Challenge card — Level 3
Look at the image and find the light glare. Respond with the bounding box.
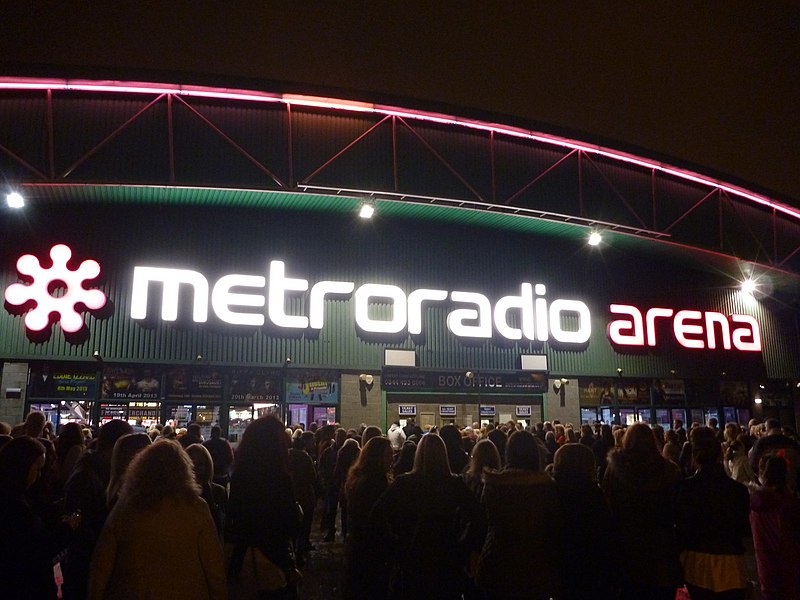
[359,203,375,219]
[588,231,602,246]
[6,192,24,208]
[741,279,757,296]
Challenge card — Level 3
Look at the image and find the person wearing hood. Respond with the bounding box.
[602,422,682,600]
[387,421,406,452]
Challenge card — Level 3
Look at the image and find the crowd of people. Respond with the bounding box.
[1,410,799,600]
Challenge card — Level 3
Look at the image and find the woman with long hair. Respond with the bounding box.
[227,415,301,599]
[186,443,229,540]
[371,433,483,599]
[330,438,360,542]
[88,440,226,599]
[461,438,501,500]
[602,422,682,600]
[105,432,151,508]
[0,436,80,599]
[343,436,393,599]
[54,422,86,494]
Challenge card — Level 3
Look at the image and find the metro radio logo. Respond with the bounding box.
[4,244,106,333]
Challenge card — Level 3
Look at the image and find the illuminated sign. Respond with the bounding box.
[5,244,106,333]
[607,304,761,352]
[131,260,592,344]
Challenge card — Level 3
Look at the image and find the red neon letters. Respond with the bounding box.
[607,304,761,352]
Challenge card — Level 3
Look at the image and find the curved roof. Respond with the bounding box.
[1,76,799,287]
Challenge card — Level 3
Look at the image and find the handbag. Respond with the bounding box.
[247,546,288,592]
[226,543,288,596]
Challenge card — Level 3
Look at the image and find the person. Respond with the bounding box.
[440,424,469,475]
[402,418,423,439]
[106,432,151,508]
[203,425,235,487]
[343,436,394,600]
[749,455,800,600]
[392,439,416,477]
[180,422,204,448]
[477,430,562,600]
[662,428,682,464]
[134,369,160,394]
[54,422,86,495]
[552,443,617,600]
[22,410,47,438]
[288,436,317,560]
[461,438,501,500]
[387,421,406,451]
[319,428,344,541]
[186,443,229,539]
[724,440,758,487]
[674,419,688,446]
[88,440,227,599]
[603,422,682,600]
[592,423,614,480]
[330,438,361,541]
[226,415,301,599]
[674,428,750,599]
[0,436,81,599]
[371,433,483,600]
[749,418,799,491]
[61,419,133,600]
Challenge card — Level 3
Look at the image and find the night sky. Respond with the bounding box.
[2,3,798,203]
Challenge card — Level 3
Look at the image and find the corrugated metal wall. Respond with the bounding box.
[1,201,796,380]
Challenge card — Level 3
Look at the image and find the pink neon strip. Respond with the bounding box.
[0,76,796,221]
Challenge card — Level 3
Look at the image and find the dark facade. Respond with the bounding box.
[1,77,798,434]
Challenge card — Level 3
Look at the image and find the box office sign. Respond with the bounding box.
[439,405,457,417]
[515,406,533,418]
[398,405,417,417]
[382,368,547,393]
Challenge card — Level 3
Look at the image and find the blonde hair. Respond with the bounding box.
[117,440,200,511]
[468,438,501,477]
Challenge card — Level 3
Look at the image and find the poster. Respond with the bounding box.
[28,363,97,400]
[230,368,280,403]
[102,365,162,400]
[165,367,224,400]
[285,371,339,404]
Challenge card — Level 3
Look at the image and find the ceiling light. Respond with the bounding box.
[6,191,24,208]
[588,231,602,246]
[359,202,375,219]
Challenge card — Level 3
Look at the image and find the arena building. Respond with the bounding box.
[1,75,798,438]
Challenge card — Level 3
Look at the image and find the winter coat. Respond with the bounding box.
[288,447,317,515]
[602,448,683,590]
[750,486,800,599]
[370,471,484,600]
[88,496,227,599]
[477,469,562,599]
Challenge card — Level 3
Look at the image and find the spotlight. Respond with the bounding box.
[359,202,375,219]
[465,371,474,379]
[6,191,24,209]
[93,350,102,360]
[754,397,763,405]
[741,279,757,296]
[195,353,204,361]
[588,231,602,246]
[616,367,623,375]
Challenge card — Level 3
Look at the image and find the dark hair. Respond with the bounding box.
[487,428,508,464]
[345,436,392,500]
[505,430,540,471]
[56,422,85,461]
[553,443,595,480]
[759,454,788,489]
[764,418,781,431]
[234,415,289,479]
[691,428,722,467]
[0,436,46,498]
[393,440,417,476]
[622,423,660,458]
[97,419,134,451]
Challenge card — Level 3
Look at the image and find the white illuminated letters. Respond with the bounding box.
[211,274,266,326]
[268,261,309,329]
[131,267,209,322]
[354,284,407,334]
[128,259,761,353]
[448,292,492,338]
